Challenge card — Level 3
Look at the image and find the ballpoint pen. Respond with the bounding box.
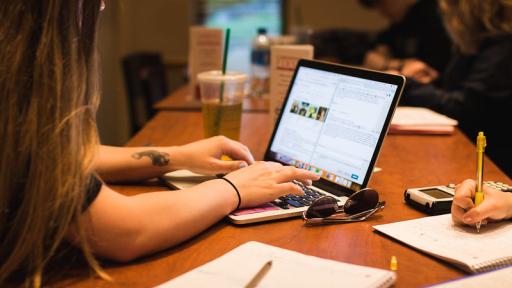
[475,132,486,232]
[245,260,272,288]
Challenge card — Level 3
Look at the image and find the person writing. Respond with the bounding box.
[451,179,512,225]
[0,1,319,286]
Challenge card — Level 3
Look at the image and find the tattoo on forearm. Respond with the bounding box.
[131,150,170,166]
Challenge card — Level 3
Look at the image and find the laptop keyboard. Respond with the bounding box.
[271,182,326,209]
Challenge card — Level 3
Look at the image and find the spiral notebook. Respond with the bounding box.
[156,241,396,288]
[373,214,512,273]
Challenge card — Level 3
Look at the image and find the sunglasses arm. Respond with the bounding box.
[303,202,386,226]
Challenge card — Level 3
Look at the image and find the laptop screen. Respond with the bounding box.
[268,65,399,191]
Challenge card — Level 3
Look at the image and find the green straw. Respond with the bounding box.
[214,28,230,136]
[220,28,231,103]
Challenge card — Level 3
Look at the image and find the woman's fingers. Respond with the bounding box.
[452,179,512,225]
[452,179,476,211]
[456,179,476,198]
[218,137,255,164]
[463,201,496,224]
[210,159,248,174]
[275,182,305,196]
[452,194,474,211]
[451,179,477,224]
[451,205,466,224]
[273,165,320,184]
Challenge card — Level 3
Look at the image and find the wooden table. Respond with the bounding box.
[54,111,511,288]
[154,85,269,113]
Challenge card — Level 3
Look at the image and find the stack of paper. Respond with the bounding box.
[389,107,458,135]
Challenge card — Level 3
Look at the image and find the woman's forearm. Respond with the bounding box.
[78,159,319,262]
[79,179,237,262]
[94,145,188,182]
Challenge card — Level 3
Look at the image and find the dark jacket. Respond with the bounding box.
[401,35,512,177]
[376,0,452,73]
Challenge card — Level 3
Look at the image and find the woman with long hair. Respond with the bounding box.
[0,1,319,286]
[399,0,512,177]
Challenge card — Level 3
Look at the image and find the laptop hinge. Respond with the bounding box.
[313,181,353,197]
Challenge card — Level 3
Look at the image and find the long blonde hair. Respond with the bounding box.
[0,1,106,286]
[440,0,512,54]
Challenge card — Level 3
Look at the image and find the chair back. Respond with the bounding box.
[122,53,168,134]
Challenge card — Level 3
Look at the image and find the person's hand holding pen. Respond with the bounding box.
[451,179,512,226]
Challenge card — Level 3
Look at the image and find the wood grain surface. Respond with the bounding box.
[50,111,511,288]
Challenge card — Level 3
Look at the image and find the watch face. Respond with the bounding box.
[419,188,453,199]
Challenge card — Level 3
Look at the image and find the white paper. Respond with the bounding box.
[431,266,512,288]
[373,214,512,273]
[391,107,458,126]
[161,170,216,190]
[156,241,395,288]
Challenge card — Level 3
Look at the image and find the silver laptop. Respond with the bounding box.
[162,60,405,224]
[227,60,405,224]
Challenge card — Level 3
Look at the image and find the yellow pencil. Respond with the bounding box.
[474,132,486,232]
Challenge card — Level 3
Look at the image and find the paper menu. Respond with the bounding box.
[373,214,512,273]
[188,26,223,99]
[269,45,314,128]
[156,241,395,288]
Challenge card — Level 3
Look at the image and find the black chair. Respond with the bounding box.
[122,52,168,134]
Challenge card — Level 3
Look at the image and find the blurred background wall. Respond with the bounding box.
[96,0,387,145]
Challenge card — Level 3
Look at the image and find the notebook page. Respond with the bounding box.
[157,241,395,288]
[430,266,512,288]
[373,214,512,273]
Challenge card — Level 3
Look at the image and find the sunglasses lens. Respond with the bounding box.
[344,188,379,214]
[305,196,339,219]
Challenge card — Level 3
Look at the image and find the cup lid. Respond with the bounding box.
[197,70,247,83]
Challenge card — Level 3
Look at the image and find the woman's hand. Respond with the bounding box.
[223,161,320,209]
[400,59,439,84]
[451,179,512,225]
[174,136,255,175]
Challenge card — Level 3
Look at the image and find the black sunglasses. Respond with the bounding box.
[303,188,385,225]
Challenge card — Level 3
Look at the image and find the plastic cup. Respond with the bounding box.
[198,71,247,140]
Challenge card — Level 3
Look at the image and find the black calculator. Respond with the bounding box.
[404,181,512,215]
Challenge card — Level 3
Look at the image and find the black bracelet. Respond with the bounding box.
[220,177,241,211]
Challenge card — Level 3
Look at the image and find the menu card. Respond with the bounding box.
[269,45,314,128]
[188,26,223,99]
